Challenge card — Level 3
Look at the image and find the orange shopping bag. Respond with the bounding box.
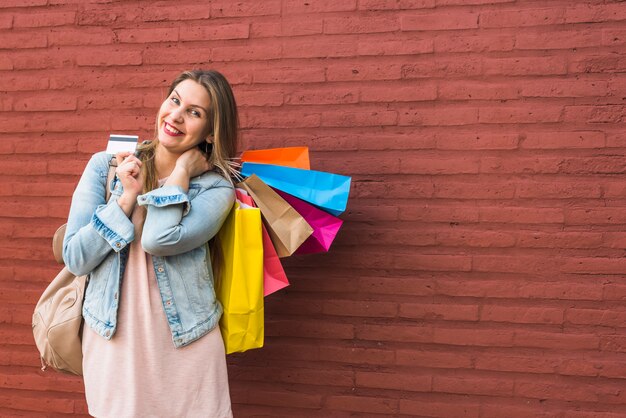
[240,147,310,170]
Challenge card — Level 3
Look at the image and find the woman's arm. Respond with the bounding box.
[138,177,235,257]
[62,152,135,276]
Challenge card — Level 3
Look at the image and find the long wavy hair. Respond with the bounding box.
[137,69,239,193]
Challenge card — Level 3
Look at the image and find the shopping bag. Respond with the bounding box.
[241,147,310,170]
[238,174,313,258]
[240,162,351,216]
[235,189,290,296]
[274,189,344,255]
[215,201,264,354]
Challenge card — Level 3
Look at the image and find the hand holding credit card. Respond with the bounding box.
[106,134,139,155]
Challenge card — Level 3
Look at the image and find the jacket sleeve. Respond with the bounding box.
[138,177,235,257]
[62,152,135,276]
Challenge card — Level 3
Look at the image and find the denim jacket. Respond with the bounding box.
[63,151,235,348]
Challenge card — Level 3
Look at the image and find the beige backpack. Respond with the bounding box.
[32,160,116,375]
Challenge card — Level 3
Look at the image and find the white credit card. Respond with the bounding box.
[106,134,139,154]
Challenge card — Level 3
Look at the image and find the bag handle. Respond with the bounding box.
[52,156,117,264]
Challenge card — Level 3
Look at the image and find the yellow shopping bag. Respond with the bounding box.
[215,201,264,354]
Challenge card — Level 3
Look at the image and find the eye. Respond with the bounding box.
[189,109,201,117]
[171,97,180,105]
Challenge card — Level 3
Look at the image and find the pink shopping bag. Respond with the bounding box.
[274,189,344,255]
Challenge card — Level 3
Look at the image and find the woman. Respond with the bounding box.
[63,70,238,417]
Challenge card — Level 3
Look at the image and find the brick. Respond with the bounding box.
[267,319,354,340]
[358,38,433,56]
[212,44,282,61]
[435,230,516,247]
[473,255,560,274]
[562,105,625,124]
[211,1,280,17]
[399,107,478,126]
[77,6,142,25]
[567,308,626,328]
[565,4,626,24]
[325,395,397,414]
[475,354,558,374]
[179,24,249,41]
[326,62,402,81]
[479,7,565,28]
[516,30,603,50]
[400,0,436,8]
[560,156,626,175]
[569,54,626,74]
[402,58,482,78]
[13,11,75,27]
[252,66,325,83]
[359,0,402,10]
[361,82,437,102]
[356,323,433,343]
[242,109,320,128]
[432,328,515,347]
[79,92,143,110]
[356,371,431,392]
[247,389,323,409]
[0,33,47,49]
[438,81,519,100]
[141,46,212,65]
[514,331,599,350]
[434,33,514,53]
[521,79,610,98]
[478,106,563,124]
[602,29,626,47]
[517,183,602,199]
[400,399,480,418]
[324,16,399,34]
[433,375,515,397]
[481,305,564,325]
[400,204,480,223]
[322,299,398,317]
[520,131,605,149]
[282,39,356,59]
[14,94,76,112]
[399,302,479,321]
[285,86,359,105]
[321,109,397,127]
[517,232,603,249]
[401,11,479,31]
[436,133,519,150]
[141,4,210,22]
[436,0,512,4]
[0,0,46,6]
[484,56,567,76]
[115,27,180,43]
[75,47,142,66]
[319,345,396,365]
[396,349,473,369]
[283,0,357,14]
[234,89,283,107]
[479,157,561,175]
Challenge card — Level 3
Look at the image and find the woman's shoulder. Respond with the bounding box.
[192,170,235,191]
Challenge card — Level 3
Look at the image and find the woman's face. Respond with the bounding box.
[157,79,211,155]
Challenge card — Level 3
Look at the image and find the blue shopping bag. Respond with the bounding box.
[240,162,351,216]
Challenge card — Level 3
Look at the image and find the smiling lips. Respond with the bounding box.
[163,121,184,136]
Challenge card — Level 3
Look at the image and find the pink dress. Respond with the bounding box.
[82,188,233,418]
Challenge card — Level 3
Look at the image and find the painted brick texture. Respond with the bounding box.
[1,0,625,416]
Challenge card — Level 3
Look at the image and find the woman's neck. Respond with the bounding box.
[154,145,180,179]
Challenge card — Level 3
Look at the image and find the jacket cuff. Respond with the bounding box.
[90,200,135,252]
[137,185,191,216]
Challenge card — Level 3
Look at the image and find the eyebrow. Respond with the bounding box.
[173,89,209,115]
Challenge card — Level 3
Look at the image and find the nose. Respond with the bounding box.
[170,106,184,122]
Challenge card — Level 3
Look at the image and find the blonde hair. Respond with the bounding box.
[138,69,239,193]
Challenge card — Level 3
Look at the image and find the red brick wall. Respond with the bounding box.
[1,0,625,416]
